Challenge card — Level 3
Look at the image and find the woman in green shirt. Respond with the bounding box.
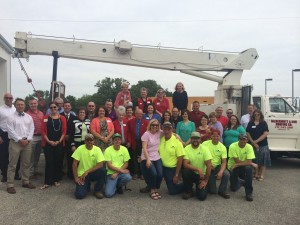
[176,109,195,146]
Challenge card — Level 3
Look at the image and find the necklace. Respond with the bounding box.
[51,115,61,132]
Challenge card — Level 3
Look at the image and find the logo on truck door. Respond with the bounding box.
[271,120,297,130]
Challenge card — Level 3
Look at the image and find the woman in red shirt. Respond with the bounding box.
[153,89,170,117]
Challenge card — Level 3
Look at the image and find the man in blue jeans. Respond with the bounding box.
[202,129,230,199]
[228,134,256,201]
[182,132,212,201]
[72,134,106,199]
[159,122,185,195]
[104,133,132,198]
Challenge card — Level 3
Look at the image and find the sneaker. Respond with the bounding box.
[7,187,16,194]
[116,186,124,194]
[246,194,253,201]
[94,192,104,199]
[182,192,194,200]
[218,191,230,199]
[22,183,36,189]
[140,187,151,193]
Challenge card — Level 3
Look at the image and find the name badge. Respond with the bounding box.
[252,126,256,128]
[44,119,48,122]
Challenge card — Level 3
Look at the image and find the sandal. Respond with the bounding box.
[150,192,159,200]
[40,184,51,190]
[54,182,61,187]
[257,176,264,181]
[155,192,161,199]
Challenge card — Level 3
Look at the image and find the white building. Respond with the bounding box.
[0,34,14,105]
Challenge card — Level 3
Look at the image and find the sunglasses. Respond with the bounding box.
[226,112,233,114]
[5,97,13,99]
[88,105,95,107]
[151,124,159,127]
[50,106,57,109]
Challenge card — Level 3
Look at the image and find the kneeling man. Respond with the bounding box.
[182,132,212,201]
[104,133,132,198]
[72,134,106,199]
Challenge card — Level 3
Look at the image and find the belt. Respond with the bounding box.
[34,134,42,136]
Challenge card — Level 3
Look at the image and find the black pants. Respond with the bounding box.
[0,132,9,178]
[44,144,63,185]
[128,140,142,176]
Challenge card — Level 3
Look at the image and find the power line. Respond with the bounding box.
[0,17,300,23]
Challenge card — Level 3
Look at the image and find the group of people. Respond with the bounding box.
[0,81,271,202]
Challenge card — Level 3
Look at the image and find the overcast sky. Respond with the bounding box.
[1,0,300,100]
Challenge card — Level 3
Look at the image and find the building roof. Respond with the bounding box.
[0,34,14,54]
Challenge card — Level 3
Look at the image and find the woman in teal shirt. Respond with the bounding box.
[176,109,195,146]
[223,115,246,149]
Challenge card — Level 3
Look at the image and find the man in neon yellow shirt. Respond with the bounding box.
[182,132,212,201]
[228,133,255,201]
[159,122,185,195]
[72,134,106,199]
[104,133,132,198]
[203,129,230,199]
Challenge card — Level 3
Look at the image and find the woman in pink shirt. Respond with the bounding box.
[114,82,132,109]
[140,119,163,200]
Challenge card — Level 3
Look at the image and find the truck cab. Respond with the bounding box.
[253,95,300,155]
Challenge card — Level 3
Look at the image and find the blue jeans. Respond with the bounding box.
[230,165,253,195]
[163,167,184,195]
[208,165,230,194]
[182,168,208,201]
[74,167,106,199]
[105,173,132,198]
[140,159,163,190]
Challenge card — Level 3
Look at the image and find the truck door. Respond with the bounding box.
[266,97,300,152]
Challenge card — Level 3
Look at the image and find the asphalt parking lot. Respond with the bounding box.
[0,157,299,225]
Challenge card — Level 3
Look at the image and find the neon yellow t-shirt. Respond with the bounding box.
[72,144,105,177]
[159,135,184,168]
[183,144,212,174]
[227,142,255,170]
[202,140,227,168]
[104,145,130,175]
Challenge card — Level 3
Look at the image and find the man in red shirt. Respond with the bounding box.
[215,106,229,129]
[26,99,44,180]
[188,101,206,128]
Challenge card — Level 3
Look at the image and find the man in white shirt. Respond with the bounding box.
[0,93,16,182]
[6,98,35,194]
[241,104,255,129]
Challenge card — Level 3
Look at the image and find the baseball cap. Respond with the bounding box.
[190,132,201,138]
[162,122,172,128]
[239,134,248,139]
[112,133,122,140]
[85,133,94,140]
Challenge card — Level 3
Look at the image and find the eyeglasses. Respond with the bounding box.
[151,124,159,127]
[88,105,95,107]
[50,106,57,109]
[5,97,13,100]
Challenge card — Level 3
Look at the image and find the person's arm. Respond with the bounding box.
[230,158,252,171]
[58,116,66,144]
[27,117,35,141]
[142,141,152,168]
[246,132,259,150]
[173,156,183,184]
[216,158,227,180]
[81,161,104,180]
[253,131,269,145]
[199,159,212,189]
[90,118,104,141]
[183,159,204,178]
[72,159,84,185]
[183,91,188,109]
[114,92,122,109]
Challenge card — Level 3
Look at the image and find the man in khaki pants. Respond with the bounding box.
[6,98,35,194]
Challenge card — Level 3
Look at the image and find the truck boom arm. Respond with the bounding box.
[14,32,258,86]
